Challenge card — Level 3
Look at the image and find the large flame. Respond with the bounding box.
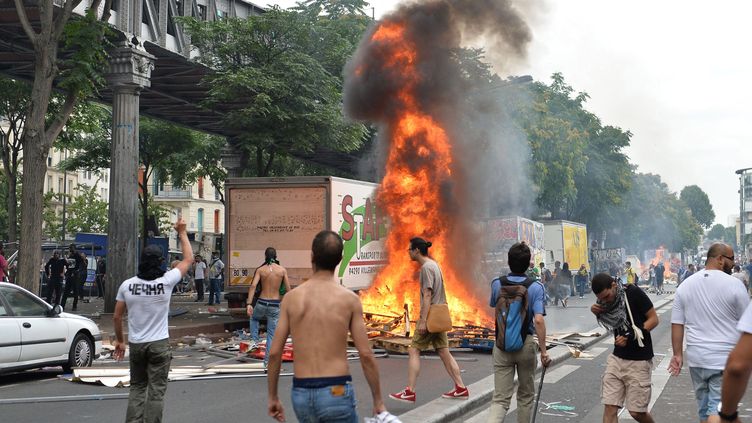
[359,22,490,328]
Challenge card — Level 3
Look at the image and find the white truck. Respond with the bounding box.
[542,220,590,270]
[223,176,387,305]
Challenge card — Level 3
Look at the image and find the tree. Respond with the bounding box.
[680,185,715,229]
[13,0,112,292]
[65,183,108,234]
[42,192,61,241]
[60,112,226,246]
[181,7,367,177]
[707,223,726,241]
[724,226,737,247]
[0,77,29,246]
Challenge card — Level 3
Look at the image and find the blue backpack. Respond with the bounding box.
[494,276,533,352]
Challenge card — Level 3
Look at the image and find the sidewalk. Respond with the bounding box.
[65,292,249,344]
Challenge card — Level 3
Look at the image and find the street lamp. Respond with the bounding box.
[735,167,752,257]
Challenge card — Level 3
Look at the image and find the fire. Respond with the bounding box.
[358,21,490,328]
[643,246,672,279]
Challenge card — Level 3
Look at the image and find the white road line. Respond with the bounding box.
[465,394,518,423]
[543,364,580,384]
[656,308,668,315]
[618,351,673,420]
[578,346,609,360]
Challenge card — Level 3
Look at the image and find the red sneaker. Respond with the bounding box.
[442,385,469,399]
[389,387,416,403]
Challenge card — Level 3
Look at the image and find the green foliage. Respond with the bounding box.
[724,226,737,246]
[707,223,726,241]
[680,185,716,229]
[65,183,109,234]
[297,0,371,18]
[180,6,368,176]
[139,194,172,237]
[42,192,61,241]
[58,10,114,97]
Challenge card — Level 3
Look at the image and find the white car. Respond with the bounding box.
[0,282,102,374]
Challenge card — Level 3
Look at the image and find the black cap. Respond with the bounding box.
[142,244,164,259]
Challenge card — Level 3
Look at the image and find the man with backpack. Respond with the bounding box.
[488,242,551,423]
[591,273,659,423]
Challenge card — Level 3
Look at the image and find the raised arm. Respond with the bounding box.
[350,295,386,416]
[172,218,194,277]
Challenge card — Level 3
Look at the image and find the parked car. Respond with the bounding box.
[0,282,102,374]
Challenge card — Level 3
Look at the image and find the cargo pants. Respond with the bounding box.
[126,338,172,423]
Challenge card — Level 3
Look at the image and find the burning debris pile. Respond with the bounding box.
[344,0,532,328]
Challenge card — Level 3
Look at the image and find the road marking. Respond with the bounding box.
[578,346,609,360]
[465,394,517,423]
[543,364,580,384]
[617,351,673,420]
[656,308,669,315]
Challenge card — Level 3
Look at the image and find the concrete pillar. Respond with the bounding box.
[104,41,155,314]
[220,144,244,178]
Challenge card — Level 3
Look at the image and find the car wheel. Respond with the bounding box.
[63,333,94,372]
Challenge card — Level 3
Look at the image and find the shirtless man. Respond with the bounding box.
[246,247,290,365]
[267,231,395,423]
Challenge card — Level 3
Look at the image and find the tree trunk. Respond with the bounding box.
[7,172,17,243]
[17,46,56,293]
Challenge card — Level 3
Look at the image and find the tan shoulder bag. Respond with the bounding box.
[426,303,453,333]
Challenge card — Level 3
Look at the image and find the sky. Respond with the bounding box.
[263,0,752,227]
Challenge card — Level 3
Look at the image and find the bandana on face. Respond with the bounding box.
[596,282,629,333]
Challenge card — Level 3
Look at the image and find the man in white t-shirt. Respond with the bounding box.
[668,243,749,423]
[113,218,193,423]
[709,303,752,423]
[193,255,207,302]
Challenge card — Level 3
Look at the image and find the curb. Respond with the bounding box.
[398,294,675,423]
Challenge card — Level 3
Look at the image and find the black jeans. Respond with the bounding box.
[194,279,204,300]
[95,274,105,298]
[46,277,63,306]
[61,274,80,310]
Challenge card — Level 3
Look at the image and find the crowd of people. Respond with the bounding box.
[111,217,752,423]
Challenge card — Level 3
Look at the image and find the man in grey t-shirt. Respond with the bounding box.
[389,237,467,404]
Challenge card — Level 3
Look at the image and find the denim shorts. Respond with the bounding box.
[689,367,723,420]
[291,376,358,423]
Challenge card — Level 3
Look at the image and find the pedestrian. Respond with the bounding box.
[668,243,750,423]
[576,264,589,298]
[206,252,224,305]
[540,262,553,306]
[246,247,290,365]
[61,244,85,311]
[654,261,665,295]
[552,261,563,306]
[112,218,193,423]
[267,230,399,423]
[487,242,551,422]
[95,256,106,299]
[625,261,637,285]
[526,261,540,281]
[648,264,655,291]
[44,250,67,306]
[389,237,468,403]
[591,273,659,423]
[0,244,8,282]
[745,259,752,283]
[193,254,206,302]
[554,262,572,308]
[730,265,748,290]
[708,302,752,423]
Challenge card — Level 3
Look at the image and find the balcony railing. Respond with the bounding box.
[154,184,192,199]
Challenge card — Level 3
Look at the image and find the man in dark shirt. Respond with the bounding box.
[61,245,85,311]
[45,251,67,306]
[591,273,659,423]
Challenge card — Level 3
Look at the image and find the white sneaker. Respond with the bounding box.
[365,411,402,423]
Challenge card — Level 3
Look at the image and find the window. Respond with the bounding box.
[197,208,204,233]
[198,178,204,198]
[68,179,73,194]
[47,156,52,167]
[215,187,220,200]
[198,4,206,20]
[214,209,220,233]
[47,176,52,193]
[0,286,48,316]
[58,178,63,194]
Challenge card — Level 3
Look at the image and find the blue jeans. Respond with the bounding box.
[291,377,358,423]
[689,367,723,421]
[576,278,587,297]
[208,278,222,304]
[250,299,281,365]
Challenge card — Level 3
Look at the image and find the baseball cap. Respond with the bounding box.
[142,244,164,259]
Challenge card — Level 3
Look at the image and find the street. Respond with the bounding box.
[0,291,689,423]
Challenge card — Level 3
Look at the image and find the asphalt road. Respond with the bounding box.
[0,292,670,423]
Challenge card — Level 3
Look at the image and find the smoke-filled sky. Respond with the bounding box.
[264,0,752,226]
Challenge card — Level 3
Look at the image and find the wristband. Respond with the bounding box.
[717,403,738,421]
